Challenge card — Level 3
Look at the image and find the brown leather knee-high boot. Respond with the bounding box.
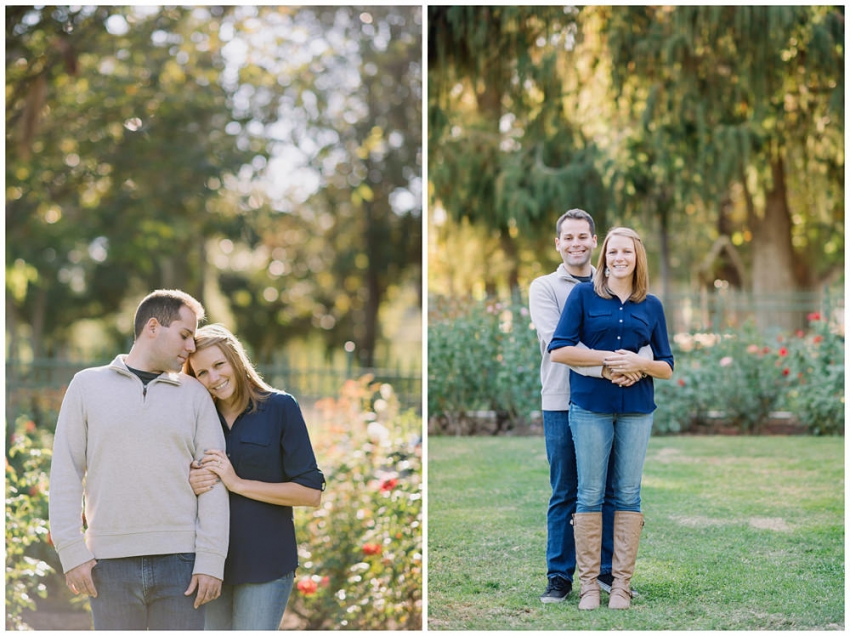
[608,511,644,610]
[573,512,603,610]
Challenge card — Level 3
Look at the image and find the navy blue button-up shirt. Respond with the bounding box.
[221,391,325,585]
[548,282,674,414]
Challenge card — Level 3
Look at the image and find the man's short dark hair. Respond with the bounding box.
[133,289,205,339]
[555,208,596,237]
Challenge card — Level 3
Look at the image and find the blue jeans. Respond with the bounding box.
[204,571,294,630]
[543,410,616,582]
[569,403,654,512]
[89,553,204,630]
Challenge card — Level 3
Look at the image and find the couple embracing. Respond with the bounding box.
[530,210,674,611]
[49,289,325,630]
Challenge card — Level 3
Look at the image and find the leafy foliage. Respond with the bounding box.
[428,7,608,290]
[428,6,844,318]
[654,313,844,435]
[428,295,845,437]
[290,377,422,629]
[6,410,62,630]
[6,6,422,366]
[427,295,540,431]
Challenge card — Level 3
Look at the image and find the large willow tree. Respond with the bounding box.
[429,6,608,293]
[603,6,844,327]
[429,6,844,323]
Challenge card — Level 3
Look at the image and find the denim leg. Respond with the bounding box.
[600,449,617,575]
[204,584,234,630]
[610,412,654,511]
[146,554,205,630]
[89,554,202,630]
[90,557,148,630]
[543,410,578,582]
[231,572,295,630]
[569,404,615,513]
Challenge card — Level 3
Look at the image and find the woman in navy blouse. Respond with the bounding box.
[548,227,673,611]
[185,324,325,630]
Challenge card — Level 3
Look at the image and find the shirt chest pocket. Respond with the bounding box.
[233,428,278,480]
[587,308,614,330]
[630,312,652,342]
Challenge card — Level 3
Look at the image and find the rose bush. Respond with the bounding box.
[428,295,540,432]
[5,385,76,630]
[288,376,423,630]
[779,312,845,435]
[429,295,844,437]
[654,313,844,435]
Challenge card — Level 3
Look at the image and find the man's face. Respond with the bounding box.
[152,305,198,372]
[555,218,597,274]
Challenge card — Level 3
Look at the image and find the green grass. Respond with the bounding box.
[426,435,844,630]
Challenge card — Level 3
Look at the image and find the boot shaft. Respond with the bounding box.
[572,512,603,610]
[609,511,644,610]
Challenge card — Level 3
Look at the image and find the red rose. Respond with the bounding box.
[363,543,382,556]
[380,478,398,492]
[297,578,318,596]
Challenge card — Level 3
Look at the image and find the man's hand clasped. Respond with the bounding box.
[603,349,647,386]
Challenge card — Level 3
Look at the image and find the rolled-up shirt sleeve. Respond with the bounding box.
[280,396,326,491]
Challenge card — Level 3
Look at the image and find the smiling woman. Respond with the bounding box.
[184,323,325,631]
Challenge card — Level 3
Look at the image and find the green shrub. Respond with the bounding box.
[654,314,844,435]
[428,295,539,430]
[654,326,792,434]
[781,312,845,435]
[6,416,56,630]
[289,376,422,630]
[430,295,844,437]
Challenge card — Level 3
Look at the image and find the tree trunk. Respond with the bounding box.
[748,155,804,331]
[31,286,48,359]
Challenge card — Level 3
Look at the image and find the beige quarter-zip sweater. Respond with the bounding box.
[49,355,229,579]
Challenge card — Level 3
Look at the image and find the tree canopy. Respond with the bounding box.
[6,6,422,365]
[428,5,844,328]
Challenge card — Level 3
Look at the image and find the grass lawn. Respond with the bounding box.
[426,435,844,630]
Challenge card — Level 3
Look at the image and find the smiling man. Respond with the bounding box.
[48,289,229,630]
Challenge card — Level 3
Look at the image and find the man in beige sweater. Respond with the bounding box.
[49,289,229,630]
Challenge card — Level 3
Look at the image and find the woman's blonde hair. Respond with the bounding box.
[592,227,649,303]
[186,324,274,414]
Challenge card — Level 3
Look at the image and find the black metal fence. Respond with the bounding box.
[6,358,422,422]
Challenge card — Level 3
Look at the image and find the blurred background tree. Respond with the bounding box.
[6,5,422,368]
[428,6,609,297]
[428,6,843,330]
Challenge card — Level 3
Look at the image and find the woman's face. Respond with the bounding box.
[189,344,237,404]
[605,234,637,282]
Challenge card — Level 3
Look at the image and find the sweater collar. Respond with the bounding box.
[109,354,182,386]
[557,262,596,283]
